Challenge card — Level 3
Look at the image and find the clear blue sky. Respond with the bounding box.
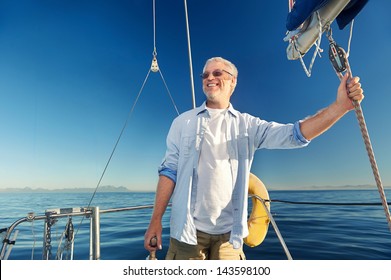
[0,0,390,191]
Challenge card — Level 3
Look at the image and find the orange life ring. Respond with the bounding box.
[243,173,271,247]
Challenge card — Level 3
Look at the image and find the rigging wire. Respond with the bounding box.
[74,69,152,238]
[153,0,157,56]
[85,69,152,210]
[85,0,181,208]
[30,218,36,260]
[159,69,180,115]
[74,0,181,238]
[184,0,196,109]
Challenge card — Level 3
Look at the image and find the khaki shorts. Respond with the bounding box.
[165,231,246,260]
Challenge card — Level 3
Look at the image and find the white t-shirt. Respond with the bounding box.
[193,107,234,234]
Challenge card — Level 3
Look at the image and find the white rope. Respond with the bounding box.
[288,0,295,12]
[30,219,36,259]
[346,19,354,58]
[293,15,354,77]
[332,48,391,232]
[55,231,66,260]
[294,12,323,77]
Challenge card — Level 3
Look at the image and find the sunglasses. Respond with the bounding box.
[200,69,233,79]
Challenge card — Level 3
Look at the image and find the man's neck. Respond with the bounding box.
[206,100,229,109]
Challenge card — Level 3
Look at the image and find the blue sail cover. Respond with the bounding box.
[286,0,369,31]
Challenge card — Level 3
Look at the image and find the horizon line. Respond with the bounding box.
[1,184,390,193]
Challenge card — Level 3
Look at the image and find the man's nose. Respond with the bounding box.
[206,73,215,80]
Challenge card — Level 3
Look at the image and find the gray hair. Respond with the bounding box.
[203,57,238,94]
[203,57,238,78]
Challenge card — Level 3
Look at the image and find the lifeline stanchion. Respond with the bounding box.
[327,30,391,232]
[252,195,293,260]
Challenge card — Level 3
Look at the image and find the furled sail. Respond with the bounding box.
[285,0,368,60]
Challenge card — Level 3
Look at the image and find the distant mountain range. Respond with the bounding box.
[0,185,133,193]
[0,184,389,193]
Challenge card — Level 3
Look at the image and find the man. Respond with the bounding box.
[144,57,364,260]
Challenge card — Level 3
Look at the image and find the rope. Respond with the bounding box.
[336,60,391,232]
[288,0,295,12]
[30,219,36,260]
[352,99,391,230]
[293,12,323,77]
[292,13,391,231]
[55,230,66,260]
[268,199,391,206]
[346,20,354,58]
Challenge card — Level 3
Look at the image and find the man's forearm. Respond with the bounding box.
[150,175,175,222]
[299,102,348,141]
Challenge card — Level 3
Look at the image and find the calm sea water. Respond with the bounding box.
[1,190,391,260]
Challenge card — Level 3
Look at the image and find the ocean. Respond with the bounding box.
[1,189,391,260]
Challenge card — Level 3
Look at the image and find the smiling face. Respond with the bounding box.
[202,61,237,109]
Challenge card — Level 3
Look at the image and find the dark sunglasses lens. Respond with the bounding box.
[212,70,223,77]
[201,70,224,79]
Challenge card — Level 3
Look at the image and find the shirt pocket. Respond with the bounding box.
[180,136,196,157]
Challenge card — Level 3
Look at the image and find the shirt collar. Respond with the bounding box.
[197,101,239,118]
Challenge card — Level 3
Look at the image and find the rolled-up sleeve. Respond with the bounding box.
[158,167,177,183]
[293,120,311,146]
[158,117,181,183]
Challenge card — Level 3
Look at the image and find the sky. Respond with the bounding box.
[0,0,390,191]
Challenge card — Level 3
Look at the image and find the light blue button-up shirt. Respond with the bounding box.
[159,102,310,249]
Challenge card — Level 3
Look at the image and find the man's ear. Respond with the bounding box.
[230,76,237,89]
[232,76,237,84]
